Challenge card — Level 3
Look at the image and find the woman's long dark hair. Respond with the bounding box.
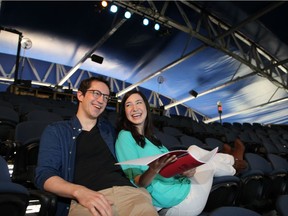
[116,89,162,148]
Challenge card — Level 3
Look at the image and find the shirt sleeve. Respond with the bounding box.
[34,124,63,190]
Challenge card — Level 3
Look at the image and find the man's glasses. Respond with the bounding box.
[86,90,110,102]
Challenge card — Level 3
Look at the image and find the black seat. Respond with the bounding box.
[0,106,19,160]
[180,134,212,150]
[0,155,29,216]
[204,175,241,212]
[12,121,52,186]
[236,153,266,211]
[204,137,224,152]
[275,194,288,216]
[209,206,261,216]
[26,110,63,122]
[266,153,288,195]
[155,130,184,150]
[237,153,285,212]
[11,121,58,216]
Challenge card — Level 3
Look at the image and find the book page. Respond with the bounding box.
[187,145,218,163]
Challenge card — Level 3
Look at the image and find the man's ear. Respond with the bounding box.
[77,91,84,102]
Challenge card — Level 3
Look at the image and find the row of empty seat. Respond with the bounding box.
[1,92,288,215]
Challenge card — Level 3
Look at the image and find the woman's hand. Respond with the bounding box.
[135,154,178,187]
[148,154,177,173]
[181,168,196,178]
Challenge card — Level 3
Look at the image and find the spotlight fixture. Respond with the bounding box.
[110,4,118,13]
[154,23,160,31]
[91,54,104,64]
[124,11,131,19]
[95,1,108,13]
[189,90,198,98]
[143,18,149,26]
[101,0,108,8]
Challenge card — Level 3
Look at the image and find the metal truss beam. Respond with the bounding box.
[114,1,288,93]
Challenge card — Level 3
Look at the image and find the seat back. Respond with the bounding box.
[154,130,183,150]
[162,126,184,137]
[204,137,224,151]
[204,175,241,212]
[247,153,286,200]
[275,194,288,216]
[12,121,51,186]
[237,152,285,211]
[209,206,261,216]
[267,153,288,194]
[180,134,210,150]
[0,156,29,216]
[0,106,19,142]
[26,110,63,122]
[236,153,265,210]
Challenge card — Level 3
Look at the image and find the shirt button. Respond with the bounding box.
[72,136,76,139]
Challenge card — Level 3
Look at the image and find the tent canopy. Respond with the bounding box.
[0,1,288,125]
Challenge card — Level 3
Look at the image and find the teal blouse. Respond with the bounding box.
[115,130,190,208]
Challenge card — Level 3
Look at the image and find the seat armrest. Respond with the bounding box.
[29,189,57,216]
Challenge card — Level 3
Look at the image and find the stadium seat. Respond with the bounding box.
[209,206,261,216]
[204,175,241,212]
[26,110,63,122]
[0,155,29,216]
[237,153,285,212]
[275,194,288,216]
[12,121,51,186]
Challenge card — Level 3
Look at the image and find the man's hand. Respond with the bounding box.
[74,186,114,216]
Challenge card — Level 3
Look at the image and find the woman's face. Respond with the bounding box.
[124,93,147,132]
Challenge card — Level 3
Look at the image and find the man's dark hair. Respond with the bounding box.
[78,76,110,95]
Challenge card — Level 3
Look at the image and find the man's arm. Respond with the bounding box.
[44,176,113,216]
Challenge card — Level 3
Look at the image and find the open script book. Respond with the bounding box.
[116,145,218,178]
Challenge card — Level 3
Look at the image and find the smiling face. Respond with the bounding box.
[77,80,110,120]
[124,93,147,133]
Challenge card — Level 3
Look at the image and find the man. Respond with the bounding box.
[35,77,158,216]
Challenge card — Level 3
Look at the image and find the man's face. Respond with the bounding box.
[78,81,110,119]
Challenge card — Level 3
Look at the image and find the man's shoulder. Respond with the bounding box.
[47,117,79,130]
[99,117,114,128]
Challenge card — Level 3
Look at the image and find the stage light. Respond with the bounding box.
[91,54,104,64]
[154,23,160,31]
[189,90,198,98]
[124,11,131,19]
[101,1,108,8]
[110,5,118,13]
[143,18,149,26]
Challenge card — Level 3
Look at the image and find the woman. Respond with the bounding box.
[115,90,236,216]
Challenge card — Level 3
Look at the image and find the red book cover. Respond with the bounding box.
[159,151,205,178]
